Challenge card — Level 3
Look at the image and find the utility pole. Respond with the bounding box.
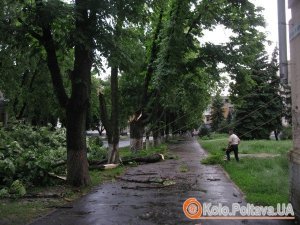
[278,0,288,83]
[288,0,300,219]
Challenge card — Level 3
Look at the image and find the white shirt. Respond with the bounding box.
[229,134,240,145]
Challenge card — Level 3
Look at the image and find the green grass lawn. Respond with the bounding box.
[199,137,292,207]
[0,144,167,225]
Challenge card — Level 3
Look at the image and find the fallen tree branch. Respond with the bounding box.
[89,154,164,170]
[117,177,163,184]
[121,153,164,165]
[121,184,172,190]
[23,193,61,198]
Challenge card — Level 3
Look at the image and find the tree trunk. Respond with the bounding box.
[160,124,165,143]
[66,102,90,186]
[153,127,161,147]
[274,129,279,141]
[108,66,119,164]
[145,128,151,150]
[130,116,144,153]
[95,125,104,136]
[165,114,170,142]
[64,0,93,186]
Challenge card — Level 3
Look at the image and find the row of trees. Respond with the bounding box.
[0,0,272,185]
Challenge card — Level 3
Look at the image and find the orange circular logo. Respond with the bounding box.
[183,198,202,219]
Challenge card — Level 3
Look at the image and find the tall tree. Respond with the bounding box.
[98,0,147,161]
[233,49,283,140]
[0,0,102,186]
[211,92,225,132]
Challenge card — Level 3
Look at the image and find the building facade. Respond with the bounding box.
[203,95,234,126]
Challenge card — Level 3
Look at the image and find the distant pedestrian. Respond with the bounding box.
[226,129,240,161]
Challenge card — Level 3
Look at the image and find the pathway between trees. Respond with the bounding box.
[29,139,294,225]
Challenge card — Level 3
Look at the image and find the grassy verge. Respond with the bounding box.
[0,144,167,225]
[199,137,292,207]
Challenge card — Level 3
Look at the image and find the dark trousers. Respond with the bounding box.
[226,144,239,161]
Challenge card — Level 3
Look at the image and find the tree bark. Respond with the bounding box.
[153,123,161,147]
[130,115,144,152]
[66,98,91,186]
[65,0,93,186]
[145,128,151,150]
[274,129,279,141]
[108,66,119,164]
[165,111,170,141]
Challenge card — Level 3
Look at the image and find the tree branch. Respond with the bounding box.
[32,0,69,108]
[141,8,164,110]
[41,25,69,108]
[185,4,209,37]
[17,18,43,42]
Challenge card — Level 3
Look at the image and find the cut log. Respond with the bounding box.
[89,163,119,170]
[88,159,107,165]
[48,172,67,181]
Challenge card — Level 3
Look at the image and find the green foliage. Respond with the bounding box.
[211,92,225,131]
[281,84,292,125]
[0,188,9,198]
[0,124,67,187]
[232,49,283,140]
[281,126,292,140]
[199,125,210,138]
[201,153,224,165]
[9,180,26,197]
[0,123,107,193]
[87,137,107,161]
[119,144,168,160]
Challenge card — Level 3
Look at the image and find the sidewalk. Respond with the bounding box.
[29,139,295,225]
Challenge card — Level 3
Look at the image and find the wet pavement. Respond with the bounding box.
[29,138,295,225]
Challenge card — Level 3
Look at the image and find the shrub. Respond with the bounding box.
[280,126,292,140]
[0,188,9,198]
[9,180,26,197]
[199,125,210,138]
[201,154,224,165]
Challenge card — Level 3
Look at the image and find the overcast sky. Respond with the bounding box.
[202,0,291,95]
[252,0,291,55]
[202,0,291,57]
